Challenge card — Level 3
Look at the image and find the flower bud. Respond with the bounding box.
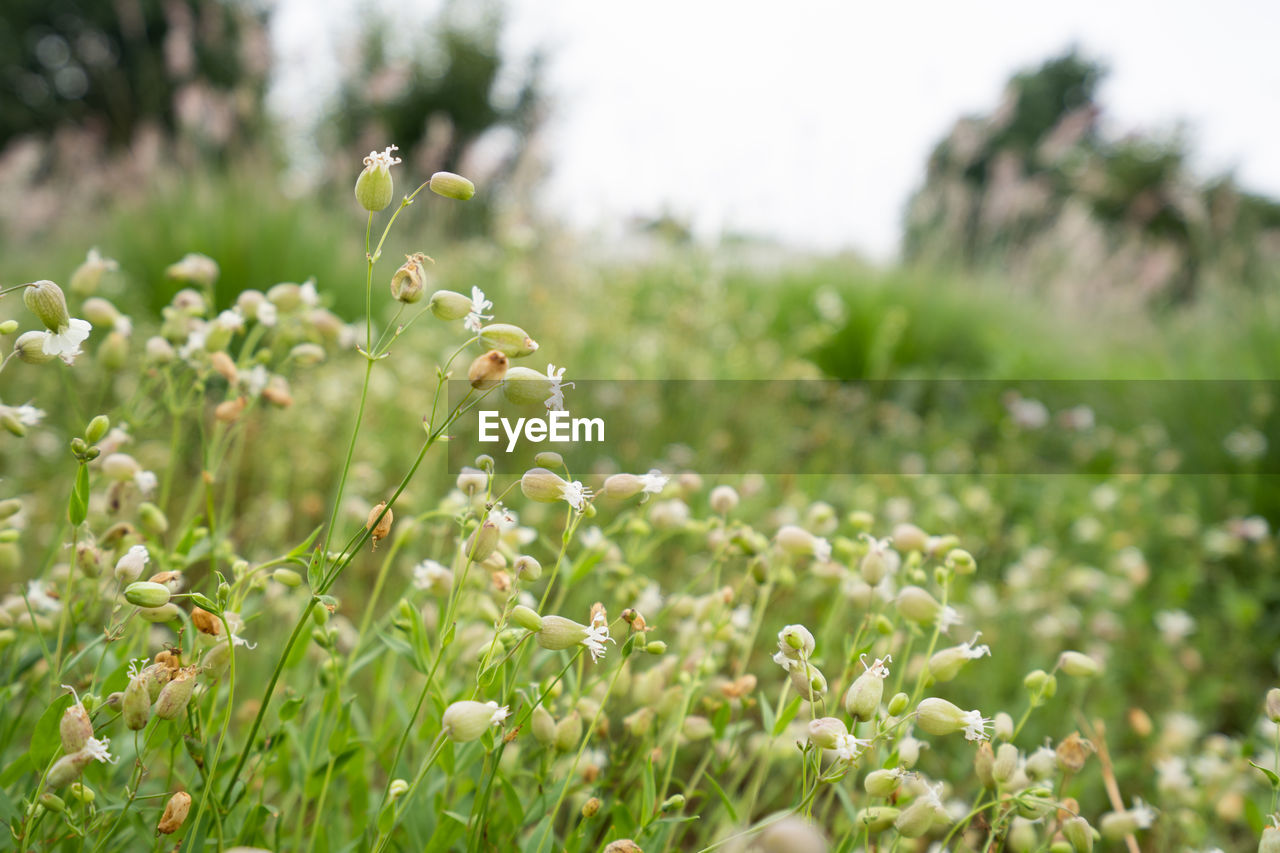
[778,624,816,658]
[60,699,93,754]
[1057,651,1101,678]
[554,711,583,751]
[499,366,554,406]
[428,171,476,201]
[23,280,71,332]
[708,485,739,514]
[855,806,900,834]
[510,605,543,632]
[68,782,94,803]
[427,289,472,321]
[272,568,302,588]
[895,795,941,838]
[155,668,197,720]
[1007,817,1038,851]
[788,661,827,700]
[530,705,556,744]
[1024,669,1057,698]
[390,253,430,304]
[945,548,976,575]
[892,523,928,553]
[863,768,903,798]
[535,615,588,651]
[974,741,995,787]
[844,665,887,722]
[367,501,393,550]
[1025,745,1057,781]
[157,791,192,834]
[355,146,400,211]
[123,676,151,730]
[478,323,539,358]
[645,641,667,655]
[916,697,991,741]
[806,717,848,750]
[1062,816,1094,852]
[513,555,542,581]
[468,350,509,390]
[138,603,180,623]
[465,520,500,562]
[84,415,110,445]
[993,742,1019,784]
[886,691,910,716]
[521,468,569,503]
[125,581,171,609]
[895,586,942,624]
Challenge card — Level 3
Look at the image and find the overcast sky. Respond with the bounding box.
[272,0,1280,259]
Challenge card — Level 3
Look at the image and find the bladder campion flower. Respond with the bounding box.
[23,280,91,363]
[442,700,510,742]
[582,610,614,662]
[916,697,992,741]
[355,145,401,211]
[464,286,494,333]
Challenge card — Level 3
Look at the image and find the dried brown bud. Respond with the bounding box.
[157,791,191,835]
[191,607,221,636]
[210,351,238,385]
[1055,732,1095,773]
[367,501,393,550]
[154,648,182,670]
[262,375,294,407]
[468,349,509,390]
[214,397,247,423]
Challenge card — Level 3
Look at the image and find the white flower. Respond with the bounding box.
[413,559,451,590]
[581,611,613,663]
[488,703,511,726]
[216,309,245,332]
[956,633,991,660]
[26,580,60,613]
[560,480,592,512]
[635,583,663,616]
[134,470,158,496]
[812,536,832,563]
[1155,609,1195,643]
[1127,797,1157,829]
[639,469,668,497]
[542,363,573,411]
[363,145,401,170]
[81,736,116,764]
[114,544,149,582]
[579,526,606,550]
[256,301,278,326]
[860,653,893,679]
[41,319,92,363]
[1,403,44,426]
[920,780,945,809]
[224,611,256,649]
[834,732,871,762]
[936,605,962,634]
[464,286,493,333]
[113,314,133,337]
[178,323,208,360]
[300,280,319,307]
[960,709,993,742]
[242,365,270,398]
[126,658,147,679]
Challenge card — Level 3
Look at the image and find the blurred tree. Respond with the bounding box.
[903,49,1280,306]
[328,0,545,234]
[0,0,270,155]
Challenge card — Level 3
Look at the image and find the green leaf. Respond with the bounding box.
[1250,760,1280,789]
[278,695,304,722]
[189,592,221,614]
[307,550,324,591]
[29,694,74,767]
[67,464,89,526]
[288,524,325,560]
[759,690,776,735]
[772,694,803,737]
[704,775,738,824]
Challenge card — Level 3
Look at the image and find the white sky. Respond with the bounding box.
[272,0,1280,259]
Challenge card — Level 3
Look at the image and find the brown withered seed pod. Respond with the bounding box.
[157,791,191,835]
[468,349,509,390]
[191,607,221,636]
[367,501,393,550]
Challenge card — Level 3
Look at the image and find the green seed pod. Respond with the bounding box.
[0,319,17,335]
[68,782,94,804]
[478,323,539,358]
[863,768,903,798]
[442,700,507,743]
[13,331,56,364]
[854,806,899,834]
[513,555,542,581]
[533,451,563,468]
[644,641,667,655]
[85,415,110,445]
[1062,816,1094,852]
[428,171,475,201]
[894,796,941,838]
[1006,816,1039,851]
[125,581,171,609]
[531,705,556,745]
[354,146,400,211]
[154,669,197,720]
[1057,651,1101,678]
[272,568,302,587]
[123,676,151,730]
[23,280,71,331]
[502,366,554,406]
[993,742,1019,785]
[535,615,588,651]
[427,289,472,321]
[553,711,582,751]
[510,605,543,632]
[465,520,500,562]
[806,717,848,750]
[138,603,181,623]
[98,331,128,370]
[844,668,886,722]
[47,751,93,787]
[895,586,942,624]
